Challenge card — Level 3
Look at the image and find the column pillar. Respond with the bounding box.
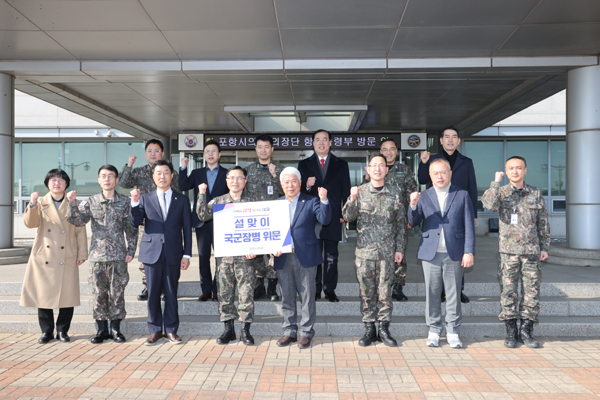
[566,65,600,250]
[0,74,15,248]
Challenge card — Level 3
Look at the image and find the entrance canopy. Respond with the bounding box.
[1,0,600,139]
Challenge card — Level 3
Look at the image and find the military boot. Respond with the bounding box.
[392,284,408,301]
[266,279,279,301]
[110,319,126,343]
[253,278,266,300]
[358,322,378,347]
[504,319,518,348]
[240,322,255,345]
[91,320,110,344]
[519,319,540,348]
[378,321,398,347]
[217,319,236,345]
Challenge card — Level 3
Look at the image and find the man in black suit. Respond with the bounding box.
[130,160,192,346]
[179,140,228,302]
[298,129,351,302]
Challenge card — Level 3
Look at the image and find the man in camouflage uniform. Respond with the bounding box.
[344,155,406,347]
[244,134,285,301]
[197,166,257,346]
[120,139,179,301]
[66,164,138,344]
[481,156,550,349]
[363,138,417,301]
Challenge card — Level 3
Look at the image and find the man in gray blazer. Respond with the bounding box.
[408,158,475,349]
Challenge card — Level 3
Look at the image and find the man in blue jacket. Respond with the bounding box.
[409,158,475,349]
[418,126,477,304]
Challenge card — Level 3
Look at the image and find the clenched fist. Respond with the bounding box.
[66,190,77,203]
[410,192,421,206]
[318,187,328,201]
[420,151,430,164]
[350,186,360,202]
[495,171,505,183]
[198,183,208,195]
[127,155,137,168]
[181,157,189,169]
[268,163,277,178]
[306,176,317,189]
[30,192,39,206]
[130,188,140,203]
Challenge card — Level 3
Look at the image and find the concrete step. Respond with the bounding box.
[3,295,600,318]
[0,256,30,265]
[2,281,599,297]
[2,314,600,337]
[0,247,31,265]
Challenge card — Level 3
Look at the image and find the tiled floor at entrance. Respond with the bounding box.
[1,334,600,399]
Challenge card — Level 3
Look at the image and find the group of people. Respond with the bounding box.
[20,127,550,350]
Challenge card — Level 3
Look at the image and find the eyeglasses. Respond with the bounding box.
[431,171,450,177]
[50,178,66,184]
[369,164,387,169]
[227,176,245,181]
[381,147,397,153]
[146,149,162,154]
[204,149,219,155]
[314,138,329,143]
[99,174,116,180]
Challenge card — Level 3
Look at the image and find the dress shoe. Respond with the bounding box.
[324,291,339,302]
[298,336,312,349]
[276,335,297,347]
[198,293,211,302]
[137,287,148,301]
[145,333,164,346]
[57,332,70,343]
[38,332,54,344]
[460,291,470,303]
[166,332,183,345]
[212,292,218,302]
[315,292,321,301]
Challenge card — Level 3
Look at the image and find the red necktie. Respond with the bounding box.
[320,159,325,169]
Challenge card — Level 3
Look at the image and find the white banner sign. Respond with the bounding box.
[213,200,292,258]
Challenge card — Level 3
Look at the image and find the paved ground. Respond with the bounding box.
[1,333,600,399]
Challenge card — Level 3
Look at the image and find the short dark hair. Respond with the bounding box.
[97,164,119,178]
[44,169,70,190]
[369,155,387,165]
[226,166,247,178]
[145,139,164,152]
[312,129,332,141]
[380,138,397,148]
[204,139,221,152]
[441,126,459,138]
[152,159,174,173]
[506,156,527,167]
[255,134,274,146]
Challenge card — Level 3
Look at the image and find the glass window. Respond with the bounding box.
[463,141,504,196]
[107,142,145,195]
[64,142,105,196]
[506,141,548,195]
[14,143,19,197]
[550,140,566,196]
[22,143,62,197]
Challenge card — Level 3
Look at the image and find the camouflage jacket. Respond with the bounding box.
[120,163,180,195]
[481,181,550,255]
[342,183,407,260]
[243,161,284,201]
[363,162,416,209]
[67,192,138,262]
[197,191,255,265]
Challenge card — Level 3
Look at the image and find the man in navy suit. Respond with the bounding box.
[298,129,351,302]
[273,167,331,349]
[130,160,192,346]
[418,126,477,304]
[408,158,475,349]
[179,140,228,302]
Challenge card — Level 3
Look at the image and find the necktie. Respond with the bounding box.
[320,158,325,169]
[161,192,168,220]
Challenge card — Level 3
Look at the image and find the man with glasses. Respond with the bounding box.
[121,139,180,301]
[180,140,228,302]
[197,167,258,346]
[344,155,406,347]
[363,138,417,301]
[66,165,138,344]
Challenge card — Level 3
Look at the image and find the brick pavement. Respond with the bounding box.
[1,334,600,399]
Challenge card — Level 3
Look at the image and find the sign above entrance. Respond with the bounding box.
[179,133,403,151]
[400,133,427,151]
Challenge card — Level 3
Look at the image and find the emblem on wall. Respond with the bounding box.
[407,134,421,148]
[185,135,198,148]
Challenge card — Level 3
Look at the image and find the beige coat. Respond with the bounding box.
[20,193,88,309]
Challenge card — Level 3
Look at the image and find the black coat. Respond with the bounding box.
[298,153,351,241]
[179,166,229,228]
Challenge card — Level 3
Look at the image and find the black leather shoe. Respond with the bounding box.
[198,293,211,302]
[137,287,148,301]
[325,291,339,302]
[460,291,470,304]
[57,332,70,343]
[315,292,321,301]
[38,332,54,344]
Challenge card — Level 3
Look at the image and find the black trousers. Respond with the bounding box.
[315,239,339,294]
[38,307,74,334]
[196,221,217,294]
[145,248,181,334]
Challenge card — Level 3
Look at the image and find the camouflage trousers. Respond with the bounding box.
[137,225,146,286]
[393,258,407,287]
[355,256,394,322]
[498,253,542,322]
[89,261,129,321]
[217,257,254,323]
[253,255,277,288]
